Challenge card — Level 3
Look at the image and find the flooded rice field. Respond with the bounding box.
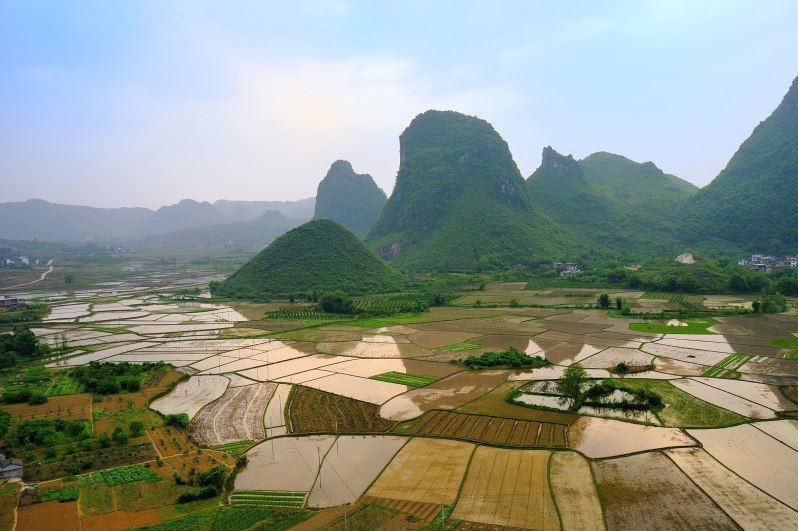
[18,288,798,526]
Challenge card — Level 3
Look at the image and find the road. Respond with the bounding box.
[2,259,55,290]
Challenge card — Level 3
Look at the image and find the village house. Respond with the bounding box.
[0,454,23,480]
[739,253,798,271]
[0,296,26,311]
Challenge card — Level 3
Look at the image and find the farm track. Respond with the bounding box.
[404,410,568,448]
[191,383,276,445]
[288,386,396,434]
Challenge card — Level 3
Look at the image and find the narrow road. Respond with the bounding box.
[3,258,55,290]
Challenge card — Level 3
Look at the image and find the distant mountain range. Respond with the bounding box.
[0,197,315,243]
[3,74,795,268]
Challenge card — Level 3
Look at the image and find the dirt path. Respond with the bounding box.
[4,259,55,290]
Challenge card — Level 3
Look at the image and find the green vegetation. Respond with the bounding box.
[0,302,50,325]
[611,379,747,427]
[353,291,447,315]
[213,441,253,453]
[230,490,306,508]
[629,318,717,334]
[211,219,404,299]
[46,374,84,396]
[79,463,162,487]
[38,485,79,503]
[7,418,91,448]
[701,354,750,378]
[556,363,588,400]
[143,505,315,531]
[165,413,190,428]
[438,342,485,352]
[0,326,50,370]
[313,159,387,237]
[683,75,798,252]
[371,372,438,387]
[641,291,689,303]
[752,286,788,313]
[457,347,548,369]
[69,361,164,395]
[366,110,572,271]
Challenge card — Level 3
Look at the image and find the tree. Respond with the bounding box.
[128,420,145,437]
[597,294,611,309]
[319,292,356,314]
[557,363,587,401]
[197,465,228,489]
[615,297,623,310]
[65,274,75,286]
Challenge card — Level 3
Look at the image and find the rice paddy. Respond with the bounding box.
[8,287,798,529]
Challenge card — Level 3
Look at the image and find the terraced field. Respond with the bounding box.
[191,382,276,445]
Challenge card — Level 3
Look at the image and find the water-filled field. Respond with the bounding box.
[5,286,797,529]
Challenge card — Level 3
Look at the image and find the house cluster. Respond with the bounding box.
[739,254,798,272]
[0,296,26,311]
[553,262,582,278]
[2,256,38,268]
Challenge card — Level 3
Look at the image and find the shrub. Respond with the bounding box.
[165,413,190,429]
[461,348,548,369]
[28,392,48,405]
[197,465,228,489]
[177,486,217,503]
[112,427,129,445]
[318,292,356,314]
[128,421,145,437]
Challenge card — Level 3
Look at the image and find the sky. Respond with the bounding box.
[1,0,797,209]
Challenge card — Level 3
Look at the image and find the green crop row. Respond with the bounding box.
[371,372,438,387]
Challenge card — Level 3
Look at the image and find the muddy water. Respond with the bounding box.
[150,375,229,418]
[235,435,336,492]
[379,370,509,421]
[325,357,460,379]
[541,343,602,365]
[753,420,798,451]
[304,373,409,405]
[569,417,695,458]
[689,424,798,508]
[307,435,408,508]
[692,377,797,411]
[580,347,654,369]
[671,379,776,419]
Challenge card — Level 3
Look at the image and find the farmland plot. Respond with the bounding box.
[379,370,510,421]
[16,500,82,531]
[580,347,654,369]
[549,452,605,531]
[191,382,276,445]
[235,435,336,491]
[302,373,409,405]
[288,386,396,434]
[400,410,567,448]
[754,419,798,450]
[689,423,798,508]
[366,438,474,505]
[690,376,797,411]
[149,375,229,418]
[307,435,408,507]
[593,452,738,530]
[451,447,559,529]
[665,447,798,529]
[1,393,92,421]
[264,383,291,437]
[569,417,695,458]
[670,378,776,419]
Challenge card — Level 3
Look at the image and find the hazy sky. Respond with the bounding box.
[1,1,797,208]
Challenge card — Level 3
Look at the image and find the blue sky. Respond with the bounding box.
[1,0,797,208]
